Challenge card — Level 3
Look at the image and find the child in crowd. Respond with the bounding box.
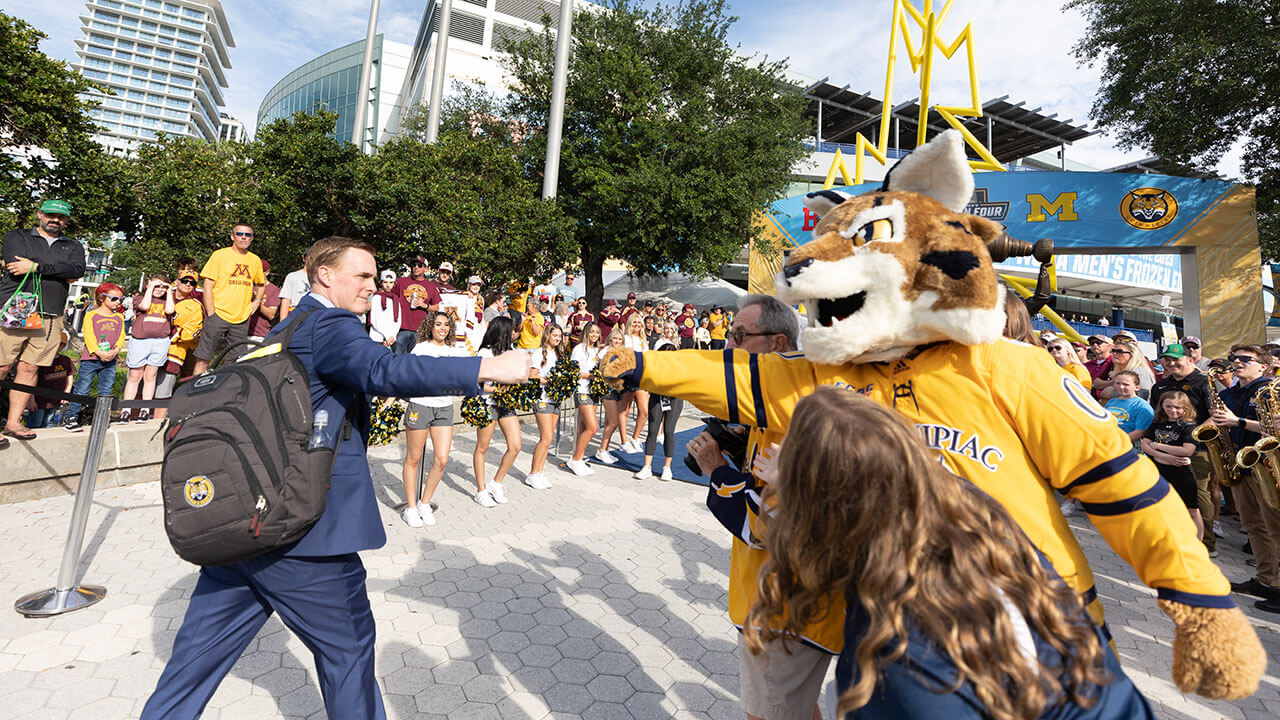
[64,283,127,432]
[402,311,468,527]
[153,264,205,421]
[25,331,76,428]
[565,322,603,477]
[120,274,176,422]
[525,324,566,490]
[1104,370,1155,444]
[1141,391,1203,542]
[471,318,517,505]
[745,387,1154,720]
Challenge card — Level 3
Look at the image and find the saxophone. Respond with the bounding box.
[1194,389,1239,487]
[1235,378,1280,510]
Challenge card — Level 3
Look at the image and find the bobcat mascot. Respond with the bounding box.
[603,130,1265,699]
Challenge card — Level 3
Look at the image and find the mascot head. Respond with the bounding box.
[775,130,1014,364]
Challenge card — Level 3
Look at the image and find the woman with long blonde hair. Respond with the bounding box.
[619,313,649,452]
[1098,340,1155,400]
[745,387,1152,720]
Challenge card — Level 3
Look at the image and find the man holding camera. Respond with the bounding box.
[683,295,822,720]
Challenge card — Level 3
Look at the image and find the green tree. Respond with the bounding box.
[497,0,810,308]
[355,132,576,287]
[1070,0,1280,259]
[0,13,121,235]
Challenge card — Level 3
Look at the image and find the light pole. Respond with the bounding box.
[541,0,575,199]
[424,0,454,144]
[351,0,381,152]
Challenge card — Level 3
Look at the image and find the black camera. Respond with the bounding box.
[684,416,750,476]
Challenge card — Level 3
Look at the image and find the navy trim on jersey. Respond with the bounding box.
[1156,588,1235,609]
[632,351,645,390]
[1080,480,1170,516]
[723,349,740,424]
[1063,449,1140,492]
[748,353,766,430]
[1081,585,1097,606]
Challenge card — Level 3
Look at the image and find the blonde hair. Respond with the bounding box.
[1156,390,1195,423]
[744,388,1107,720]
[625,313,644,337]
[1110,340,1144,373]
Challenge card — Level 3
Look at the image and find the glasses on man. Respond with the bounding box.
[1229,354,1260,364]
[177,277,197,286]
[730,329,772,344]
[233,231,253,237]
[1183,343,1199,349]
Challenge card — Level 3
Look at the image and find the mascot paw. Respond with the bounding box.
[1158,599,1266,699]
[600,348,637,390]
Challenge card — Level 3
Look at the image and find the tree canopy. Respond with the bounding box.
[497,0,810,308]
[1070,0,1280,259]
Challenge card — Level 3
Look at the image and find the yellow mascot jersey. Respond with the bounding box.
[637,339,1230,653]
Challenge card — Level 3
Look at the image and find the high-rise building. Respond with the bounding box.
[72,0,235,154]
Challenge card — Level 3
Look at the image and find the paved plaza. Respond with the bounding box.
[0,415,1277,719]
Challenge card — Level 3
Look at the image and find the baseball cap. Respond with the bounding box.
[683,303,695,311]
[606,299,618,306]
[1039,332,1059,344]
[1087,334,1109,344]
[627,292,636,299]
[1112,330,1136,342]
[438,261,454,272]
[467,275,482,285]
[1208,358,1228,371]
[1161,343,1187,359]
[39,199,71,216]
[261,259,271,274]
[412,256,427,266]
[380,269,396,283]
[1181,336,1201,348]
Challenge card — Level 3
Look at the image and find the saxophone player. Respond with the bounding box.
[1212,344,1280,614]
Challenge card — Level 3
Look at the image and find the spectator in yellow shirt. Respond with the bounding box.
[191,223,265,374]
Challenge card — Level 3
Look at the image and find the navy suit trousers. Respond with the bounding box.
[141,552,385,720]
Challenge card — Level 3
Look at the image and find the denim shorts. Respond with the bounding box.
[126,335,171,368]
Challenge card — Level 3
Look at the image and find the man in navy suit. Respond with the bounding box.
[142,237,529,719]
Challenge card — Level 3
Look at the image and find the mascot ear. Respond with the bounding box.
[881,129,974,213]
[802,190,854,217]
[959,214,1007,251]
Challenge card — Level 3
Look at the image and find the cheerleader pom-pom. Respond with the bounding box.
[492,380,540,412]
[460,396,493,428]
[367,397,406,446]
[546,359,579,402]
[589,366,610,399]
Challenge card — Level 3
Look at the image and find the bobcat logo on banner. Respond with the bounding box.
[1120,187,1179,230]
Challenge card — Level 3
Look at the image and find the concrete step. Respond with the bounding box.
[1,420,163,504]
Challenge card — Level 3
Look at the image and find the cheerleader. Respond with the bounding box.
[744,388,1153,720]
[634,327,683,481]
[566,322,603,476]
[594,328,628,465]
[525,324,566,489]
[471,317,518,506]
[401,311,469,526]
[620,313,649,453]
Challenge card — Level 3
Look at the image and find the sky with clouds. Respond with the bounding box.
[6,0,1243,176]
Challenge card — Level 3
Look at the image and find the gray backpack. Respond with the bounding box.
[159,310,338,565]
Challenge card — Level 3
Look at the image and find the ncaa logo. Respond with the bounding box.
[1120,187,1178,230]
[184,476,214,507]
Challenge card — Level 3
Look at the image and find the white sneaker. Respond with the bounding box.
[633,466,652,480]
[524,472,553,490]
[625,439,643,453]
[402,506,424,528]
[566,459,594,477]
[418,503,437,525]
[594,450,618,465]
[489,483,508,504]
[474,489,497,508]
[1213,521,1225,539]
[660,467,673,482]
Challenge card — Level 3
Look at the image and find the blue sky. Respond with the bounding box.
[5,1,1244,175]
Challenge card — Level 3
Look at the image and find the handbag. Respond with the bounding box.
[0,272,42,330]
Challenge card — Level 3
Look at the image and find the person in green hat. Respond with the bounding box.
[0,200,87,445]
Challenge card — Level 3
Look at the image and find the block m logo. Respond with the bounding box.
[1026,192,1078,222]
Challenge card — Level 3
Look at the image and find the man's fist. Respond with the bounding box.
[599,348,637,390]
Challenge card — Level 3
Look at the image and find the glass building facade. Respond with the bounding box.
[73,0,235,154]
[257,39,375,144]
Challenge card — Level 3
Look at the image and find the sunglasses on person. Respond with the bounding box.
[1229,354,1261,364]
[102,295,124,302]
[1110,349,1131,356]
[1046,345,1067,352]
[177,277,197,285]
[1183,342,1199,349]
[730,329,773,344]
[233,231,253,237]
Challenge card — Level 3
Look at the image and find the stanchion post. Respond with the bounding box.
[14,395,114,617]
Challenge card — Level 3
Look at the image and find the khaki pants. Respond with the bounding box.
[1191,452,1216,551]
[1236,471,1280,586]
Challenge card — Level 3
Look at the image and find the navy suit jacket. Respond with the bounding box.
[267,295,481,557]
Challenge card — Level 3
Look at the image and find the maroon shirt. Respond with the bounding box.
[393,276,442,332]
[35,356,75,409]
[247,282,281,338]
[131,294,175,339]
